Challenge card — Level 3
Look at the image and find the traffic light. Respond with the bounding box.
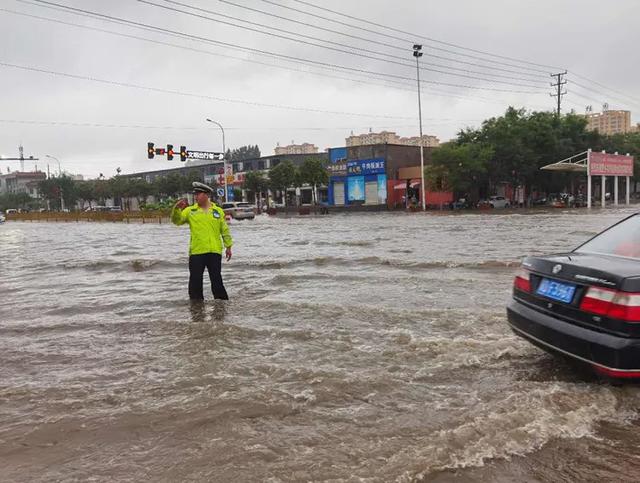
[147,142,155,159]
[180,146,187,162]
[167,144,174,161]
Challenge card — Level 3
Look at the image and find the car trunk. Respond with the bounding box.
[514,252,640,337]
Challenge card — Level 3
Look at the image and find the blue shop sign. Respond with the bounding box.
[346,158,386,176]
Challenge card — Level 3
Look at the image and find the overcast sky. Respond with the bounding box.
[2,0,639,178]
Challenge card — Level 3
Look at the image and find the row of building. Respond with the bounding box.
[127,140,449,209]
[271,130,441,156]
[4,111,637,209]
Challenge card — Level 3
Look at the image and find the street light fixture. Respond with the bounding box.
[45,154,62,177]
[205,118,228,202]
[412,44,426,211]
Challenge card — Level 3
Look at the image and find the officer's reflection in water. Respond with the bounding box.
[188,300,228,324]
[172,182,233,302]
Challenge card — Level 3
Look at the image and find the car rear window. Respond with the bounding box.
[237,203,251,207]
[575,214,640,259]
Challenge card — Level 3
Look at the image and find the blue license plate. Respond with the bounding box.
[536,278,576,304]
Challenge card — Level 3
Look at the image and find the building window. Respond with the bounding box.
[271,159,280,167]
[258,160,265,170]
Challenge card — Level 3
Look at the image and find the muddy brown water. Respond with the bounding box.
[2,208,640,482]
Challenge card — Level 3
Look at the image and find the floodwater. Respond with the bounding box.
[2,208,640,482]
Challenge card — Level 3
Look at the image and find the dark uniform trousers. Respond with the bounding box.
[188,252,229,300]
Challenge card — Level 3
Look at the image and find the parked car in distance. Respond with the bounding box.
[221,202,255,220]
[508,212,640,379]
[488,196,510,209]
[85,206,114,212]
[452,198,472,210]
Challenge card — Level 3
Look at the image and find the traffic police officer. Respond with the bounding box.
[172,182,233,300]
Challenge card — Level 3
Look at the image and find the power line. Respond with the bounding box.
[0,119,481,130]
[257,0,559,75]
[21,0,546,94]
[5,5,554,113]
[567,88,607,107]
[217,0,547,81]
[0,61,427,119]
[161,0,548,84]
[287,0,564,72]
[568,79,640,111]
[1,7,417,92]
[137,0,547,89]
[569,71,640,106]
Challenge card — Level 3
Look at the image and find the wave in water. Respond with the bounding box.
[61,258,184,272]
[234,256,520,272]
[392,384,626,481]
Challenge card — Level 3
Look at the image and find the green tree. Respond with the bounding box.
[242,170,269,209]
[108,175,128,208]
[428,143,493,196]
[268,160,298,207]
[298,157,328,204]
[453,107,606,202]
[225,145,261,162]
[126,178,151,210]
[0,192,36,211]
[93,178,111,205]
[154,173,183,198]
[75,180,97,210]
[38,175,78,210]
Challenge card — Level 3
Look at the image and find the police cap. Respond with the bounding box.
[192,181,214,195]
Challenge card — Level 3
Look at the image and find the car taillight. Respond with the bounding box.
[513,267,531,293]
[579,286,640,322]
[592,365,640,379]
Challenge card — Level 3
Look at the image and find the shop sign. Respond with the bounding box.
[327,162,347,176]
[347,158,386,176]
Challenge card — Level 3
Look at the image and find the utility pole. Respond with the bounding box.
[413,44,426,211]
[550,71,567,118]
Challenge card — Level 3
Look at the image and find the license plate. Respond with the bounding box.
[536,278,576,304]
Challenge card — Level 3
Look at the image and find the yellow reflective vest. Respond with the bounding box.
[171,202,233,256]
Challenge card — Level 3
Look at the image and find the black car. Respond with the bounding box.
[508,213,640,379]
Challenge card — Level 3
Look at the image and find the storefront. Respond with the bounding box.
[328,158,388,206]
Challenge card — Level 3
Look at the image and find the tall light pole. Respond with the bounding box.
[413,44,426,211]
[45,154,64,211]
[205,118,228,201]
[45,154,62,177]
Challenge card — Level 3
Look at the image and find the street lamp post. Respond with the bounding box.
[45,154,64,211]
[413,44,426,211]
[45,154,62,177]
[205,118,228,202]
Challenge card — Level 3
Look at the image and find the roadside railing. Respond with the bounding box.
[6,210,173,223]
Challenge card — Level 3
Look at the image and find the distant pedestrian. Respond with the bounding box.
[172,182,233,300]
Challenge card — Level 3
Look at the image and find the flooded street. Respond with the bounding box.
[3,208,640,482]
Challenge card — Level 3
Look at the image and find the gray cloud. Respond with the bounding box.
[1,0,638,178]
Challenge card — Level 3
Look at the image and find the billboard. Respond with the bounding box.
[377,174,387,203]
[589,152,634,177]
[347,176,365,201]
